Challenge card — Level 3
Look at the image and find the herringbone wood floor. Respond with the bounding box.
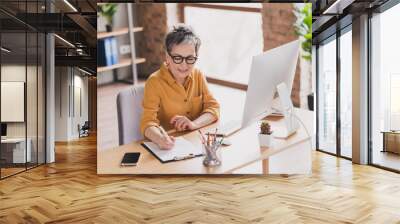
[1,134,400,223]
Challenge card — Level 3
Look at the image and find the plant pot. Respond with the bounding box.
[258,133,272,147]
[106,24,112,32]
[307,93,314,111]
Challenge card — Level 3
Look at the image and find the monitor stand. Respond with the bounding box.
[273,126,297,139]
[272,82,299,139]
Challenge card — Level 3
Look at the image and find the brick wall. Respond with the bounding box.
[135,4,168,78]
[261,3,301,107]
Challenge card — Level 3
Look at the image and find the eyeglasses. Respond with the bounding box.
[167,51,198,64]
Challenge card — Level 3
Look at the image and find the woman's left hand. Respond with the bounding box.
[170,115,198,131]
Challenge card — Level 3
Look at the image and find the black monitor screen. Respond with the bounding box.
[1,123,6,136]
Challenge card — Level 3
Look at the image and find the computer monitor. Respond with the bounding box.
[1,123,7,138]
[241,39,300,128]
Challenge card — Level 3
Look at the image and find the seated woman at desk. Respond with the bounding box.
[140,24,220,150]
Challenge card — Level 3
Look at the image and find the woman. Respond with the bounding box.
[140,24,220,150]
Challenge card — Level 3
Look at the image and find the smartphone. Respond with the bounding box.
[121,152,140,166]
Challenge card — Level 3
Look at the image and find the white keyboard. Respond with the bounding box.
[216,120,242,137]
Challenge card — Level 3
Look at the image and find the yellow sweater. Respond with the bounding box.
[140,63,220,135]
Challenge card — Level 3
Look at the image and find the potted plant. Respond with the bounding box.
[259,121,273,147]
[99,3,118,32]
[293,4,312,109]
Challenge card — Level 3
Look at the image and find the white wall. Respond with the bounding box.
[55,67,89,141]
[1,65,33,138]
[55,67,69,141]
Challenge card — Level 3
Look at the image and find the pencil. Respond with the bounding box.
[198,130,206,144]
[213,128,218,145]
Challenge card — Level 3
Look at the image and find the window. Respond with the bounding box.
[370,2,400,171]
[317,36,337,155]
[0,1,46,179]
[183,4,263,85]
[339,28,352,158]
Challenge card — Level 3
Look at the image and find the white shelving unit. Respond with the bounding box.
[97,3,145,84]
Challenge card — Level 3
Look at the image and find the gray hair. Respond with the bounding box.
[165,24,201,55]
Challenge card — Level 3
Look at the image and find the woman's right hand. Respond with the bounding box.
[157,134,175,150]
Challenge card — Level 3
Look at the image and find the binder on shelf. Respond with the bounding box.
[110,37,119,64]
[97,38,107,67]
[104,38,113,66]
[141,137,204,163]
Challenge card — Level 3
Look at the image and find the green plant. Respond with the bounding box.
[260,121,272,135]
[99,3,118,25]
[293,3,312,61]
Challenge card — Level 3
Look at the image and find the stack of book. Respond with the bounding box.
[98,37,119,67]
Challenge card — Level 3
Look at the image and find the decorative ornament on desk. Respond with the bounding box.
[259,121,273,147]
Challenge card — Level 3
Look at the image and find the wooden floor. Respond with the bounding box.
[0,135,400,223]
[373,151,400,171]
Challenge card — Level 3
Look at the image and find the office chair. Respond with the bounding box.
[78,121,90,138]
[116,84,144,146]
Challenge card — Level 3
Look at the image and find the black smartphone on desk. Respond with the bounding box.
[121,152,140,166]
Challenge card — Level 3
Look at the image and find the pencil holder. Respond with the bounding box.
[202,143,221,167]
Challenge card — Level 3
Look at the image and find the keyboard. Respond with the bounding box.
[216,120,242,137]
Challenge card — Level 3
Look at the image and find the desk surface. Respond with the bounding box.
[97,108,312,174]
[1,138,27,143]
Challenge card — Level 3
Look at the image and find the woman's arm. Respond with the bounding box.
[170,112,217,131]
[140,78,175,150]
[193,112,217,129]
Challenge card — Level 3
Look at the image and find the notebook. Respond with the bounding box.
[141,137,204,163]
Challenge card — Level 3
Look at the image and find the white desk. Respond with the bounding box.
[1,138,31,163]
[98,108,313,175]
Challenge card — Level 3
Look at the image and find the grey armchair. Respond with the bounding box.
[116,85,145,145]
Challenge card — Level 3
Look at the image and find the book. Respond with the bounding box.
[110,37,119,64]
[97,39,107,67]
[104,38,113,66]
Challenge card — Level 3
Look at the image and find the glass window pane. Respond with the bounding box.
[371,3,400,171]
[27,31,38,169]
[184,7,263,84]
[340,29,352,158]
[1,31,27,177]
[318,37,337,154]
[38,33,45,165]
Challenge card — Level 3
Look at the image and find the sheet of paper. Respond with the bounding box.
[143,137,203,162]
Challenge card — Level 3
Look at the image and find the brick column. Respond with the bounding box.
[261,3,301,107]
[136,4,168,78]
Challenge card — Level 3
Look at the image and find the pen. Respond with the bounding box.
[198,133,205,144]
[158,125,173,142]
[206,133,225,137]
[156,125,165,135]
[219,136,224,145]
[198,130,206,144]
[214,128,218,144]
[173,154,195,161]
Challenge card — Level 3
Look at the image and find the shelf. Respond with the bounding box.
[97,58,146,73]
[97,27,143,39]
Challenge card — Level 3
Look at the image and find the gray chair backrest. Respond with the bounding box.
[116,85,145,145]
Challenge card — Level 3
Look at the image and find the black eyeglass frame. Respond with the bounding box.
[167,51,198,64]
